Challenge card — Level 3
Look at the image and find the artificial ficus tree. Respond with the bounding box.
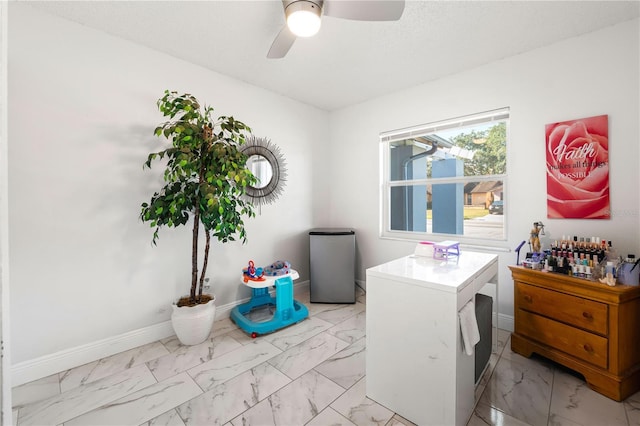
[141,91,256,306]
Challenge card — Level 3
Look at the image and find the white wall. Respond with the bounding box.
[1,1,12,422]
[327,18,640,327]
[7,4,329,367]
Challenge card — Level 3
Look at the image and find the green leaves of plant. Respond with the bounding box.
[141,91,256,246]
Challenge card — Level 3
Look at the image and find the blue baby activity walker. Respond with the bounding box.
[231,260,309,338]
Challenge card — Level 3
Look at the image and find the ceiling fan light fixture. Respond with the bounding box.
[286,1,322,37]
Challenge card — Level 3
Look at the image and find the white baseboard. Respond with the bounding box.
[11,321,175,387]
[498,313,514,332]
[11,280,311,388]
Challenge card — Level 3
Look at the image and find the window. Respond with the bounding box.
[380,108,508,242]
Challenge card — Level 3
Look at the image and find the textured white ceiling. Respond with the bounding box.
[26,1,640,111]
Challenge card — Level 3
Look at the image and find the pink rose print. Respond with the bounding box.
[545,115,609,219]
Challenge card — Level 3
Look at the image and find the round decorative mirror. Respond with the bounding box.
[246,154,274,189]
[241,135,287,209]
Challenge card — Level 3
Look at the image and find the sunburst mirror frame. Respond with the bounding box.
[241,135,287,209]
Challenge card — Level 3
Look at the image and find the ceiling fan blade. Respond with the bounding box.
[267,25,297,58]
[323,0,405,21]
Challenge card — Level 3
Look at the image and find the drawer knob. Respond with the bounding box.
[523,294,532,303]
[582,311,593,320]
[583,343,594,353]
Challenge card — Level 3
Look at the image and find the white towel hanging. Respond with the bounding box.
[459,300,480,356]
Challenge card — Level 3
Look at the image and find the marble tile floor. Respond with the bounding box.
[12,287,640,426]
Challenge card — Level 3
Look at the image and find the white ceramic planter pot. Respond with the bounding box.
[171,296,216,346]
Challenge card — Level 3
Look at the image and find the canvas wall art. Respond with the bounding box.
[545,114,609,219]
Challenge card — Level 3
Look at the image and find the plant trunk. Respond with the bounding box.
[190,207,200,304]
[199,230,211,298]
[192,134,211,304]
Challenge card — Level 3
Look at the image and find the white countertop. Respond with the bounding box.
[366,251,498,294]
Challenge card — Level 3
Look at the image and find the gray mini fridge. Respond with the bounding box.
[309,229,356,303]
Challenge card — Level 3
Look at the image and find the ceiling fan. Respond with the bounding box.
[268,0,406,58]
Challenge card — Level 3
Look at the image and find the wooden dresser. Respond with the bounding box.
[510,265,640,401]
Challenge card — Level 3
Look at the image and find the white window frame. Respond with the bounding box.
[379,108,510,244]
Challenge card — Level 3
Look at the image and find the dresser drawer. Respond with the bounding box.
[516,282,608,335]
[518,309,608,369]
